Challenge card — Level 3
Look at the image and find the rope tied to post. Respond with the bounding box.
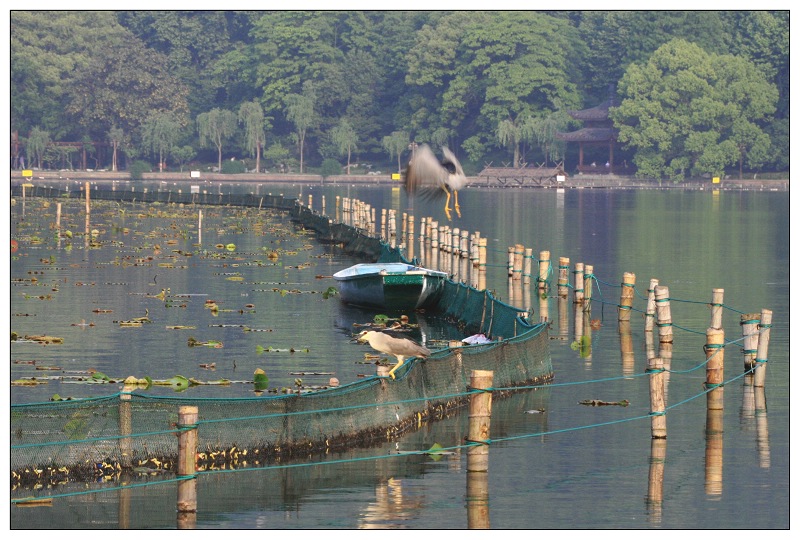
[463,437,492,446]
[466,385,495,394]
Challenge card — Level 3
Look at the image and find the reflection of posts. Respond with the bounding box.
[646,438,667,524]
[619,320,635,377]
[466,370,493,530]
[754,387,770,468]
[557,296,569,341]
[705,405,724,496]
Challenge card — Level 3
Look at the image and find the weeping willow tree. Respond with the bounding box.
[382,130,409,175]
[497,118,527,168]
[238,100,268,173]
[197,108,237,172]
[330,119,358,175]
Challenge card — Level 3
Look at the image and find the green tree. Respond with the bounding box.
[26,127,50,170]
[611,39,777,181]
[197,108,238,172]
[238,100,268,173]
[141,113,182,172]
[330,119,358,174]
[10,11,130,139]
[382,131,409,175]
[65,37,190,148]
[284,82,318,173]
[171,145,195,173]
[107,126,125,172]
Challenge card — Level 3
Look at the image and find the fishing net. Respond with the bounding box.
[10,184,552,490]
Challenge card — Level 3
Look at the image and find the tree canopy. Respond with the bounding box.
[10,10,789,179]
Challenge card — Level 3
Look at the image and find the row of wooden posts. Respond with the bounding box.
[20,185,774,526]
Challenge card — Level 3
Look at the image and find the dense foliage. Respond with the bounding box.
[10,10,788,180]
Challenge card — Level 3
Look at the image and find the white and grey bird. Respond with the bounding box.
[405,144,467,221]
[353,330,431,380]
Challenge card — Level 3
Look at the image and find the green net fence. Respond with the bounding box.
[10,185,553,490]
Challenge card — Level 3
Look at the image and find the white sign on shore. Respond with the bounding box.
[190,170,201,178]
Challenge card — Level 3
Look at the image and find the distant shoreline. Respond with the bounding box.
[10,170,789,191]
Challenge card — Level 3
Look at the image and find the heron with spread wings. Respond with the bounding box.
[404,144,467,221]
[353,330,431,380]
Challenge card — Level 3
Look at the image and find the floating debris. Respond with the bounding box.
[578,399,630,407]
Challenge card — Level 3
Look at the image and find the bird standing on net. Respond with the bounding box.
[404,144,467,221]
[353,330,431,380]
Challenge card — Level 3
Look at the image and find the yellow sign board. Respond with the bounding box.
[22,169,32,177]
[391,173,401,181]
[712,177,720,184]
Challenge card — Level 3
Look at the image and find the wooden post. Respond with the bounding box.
[647,356,667,439]
[507,247,515,278]
[618,272,636,322]
[740,313,760,374]
[557,296,569,341]
[654,285,673,344]
[197,210,203,245]
[466,370,493,473]
[583,264,593,312]
[753,309,772,388]
[644,278,659,332]
[705,327,725,411]
[557,257,570,298]
[538,250,550,291]
[466,371,492,530]
[523,248,533,285]
[573,263,584,304]
[710,288,724,329]
[177,405,199,515]
[85,181,91,215]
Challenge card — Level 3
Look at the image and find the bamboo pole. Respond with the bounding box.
[583,264,593,312]
[177,405,199,515]
[654,285,673,344]
[705,327,725,411]
[507,247,515,278]
[646,438,667,524]
[538,250,550,291]
[466,372,492,530]
[754,387,770,468]
[467,370,493,473]
[710,288,724,329]
[573,263,584,304]
[523,248,533,286]
[618,272,636,322]
[557,257,570,298]
[647,356,667,439]
[740,313,760,374]
[705,405,724,496]
[619,320,634,377]
[753,309,772,388]
[644,278,659,332]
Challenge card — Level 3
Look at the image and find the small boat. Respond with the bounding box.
[333,262,447,310]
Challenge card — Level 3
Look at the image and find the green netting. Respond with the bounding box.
[10,185,553,488]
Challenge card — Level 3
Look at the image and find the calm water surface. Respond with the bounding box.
[6,182,790,529]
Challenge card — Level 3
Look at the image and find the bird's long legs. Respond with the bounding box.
[387,358,403,380]
[442,188,461,221]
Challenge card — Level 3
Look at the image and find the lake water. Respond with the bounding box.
[6,181,790,529]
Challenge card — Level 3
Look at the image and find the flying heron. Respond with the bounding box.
[404,144,467,221]
[353,330,431,379]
